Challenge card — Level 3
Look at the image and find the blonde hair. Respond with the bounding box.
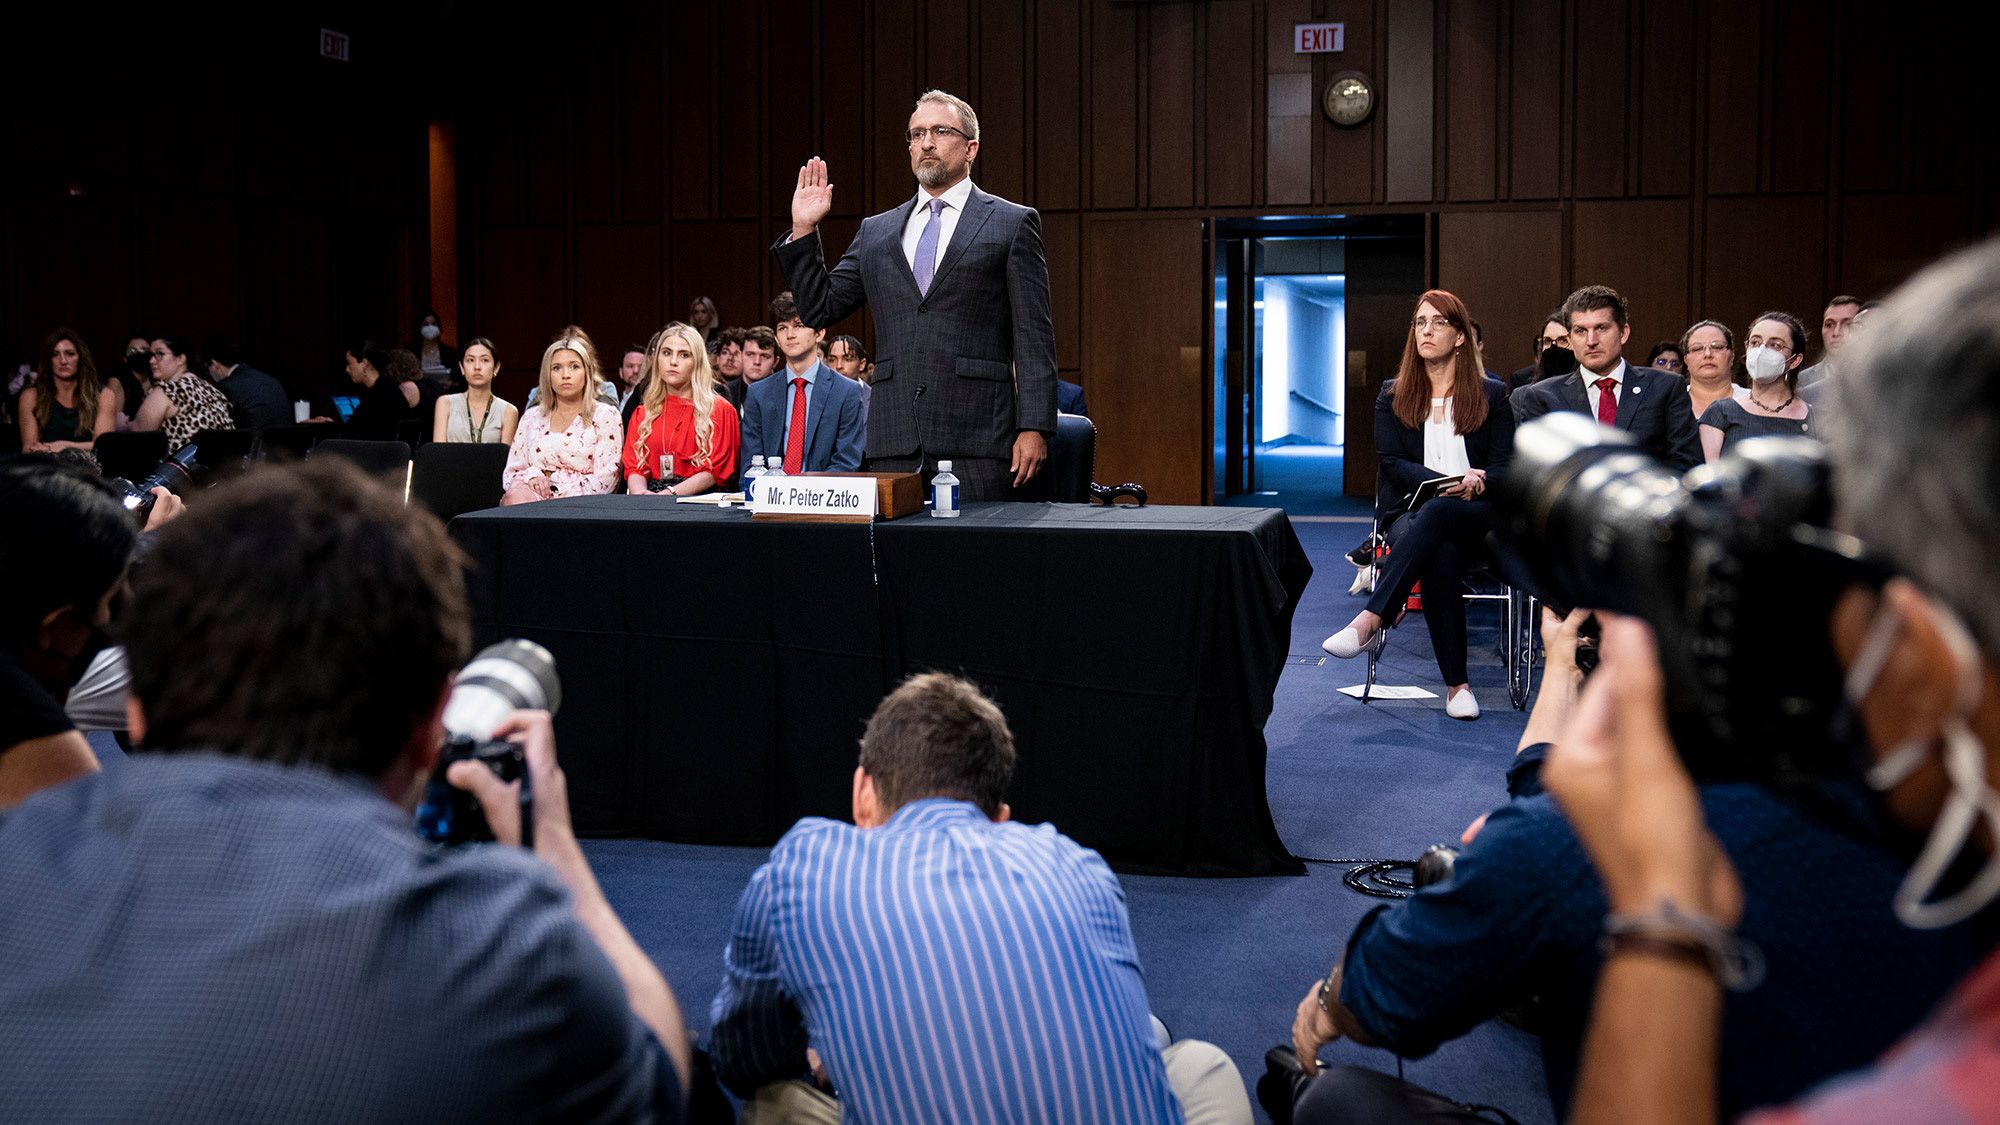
[534,325,602,416]
[633,322,720,470]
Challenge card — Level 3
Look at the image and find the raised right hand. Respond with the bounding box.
[791,156,834,237]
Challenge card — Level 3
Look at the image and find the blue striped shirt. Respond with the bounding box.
[709,798,1184,1123]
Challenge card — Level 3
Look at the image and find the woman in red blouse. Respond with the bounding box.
[622,321,740,495]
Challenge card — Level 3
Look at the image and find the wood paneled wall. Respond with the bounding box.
[2,8,434,407]
[457,0,1996,502]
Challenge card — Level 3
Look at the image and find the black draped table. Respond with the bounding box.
[451,498,1311,875]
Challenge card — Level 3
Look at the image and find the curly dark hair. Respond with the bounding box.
[120,459,470,775]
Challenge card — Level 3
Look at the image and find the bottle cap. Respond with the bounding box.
[937,460,953,472]
[768,456,782,469]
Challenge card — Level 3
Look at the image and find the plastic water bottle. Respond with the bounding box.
[930,460,961,518]
[741,457,766,509]
[764,455,787,478]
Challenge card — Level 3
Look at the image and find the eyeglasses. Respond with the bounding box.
[1411,316,1454,333]
[1683,343,1730,356]
[1745,337,1793,355]
[906,125,968,145]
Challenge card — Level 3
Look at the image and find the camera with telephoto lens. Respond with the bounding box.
[110,442,203,520]
[1496,413,1886,784]
[415,639,562,846]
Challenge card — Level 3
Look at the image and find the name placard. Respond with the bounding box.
[751,476,879,522]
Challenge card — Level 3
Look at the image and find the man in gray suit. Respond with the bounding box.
[774,89,1058,501]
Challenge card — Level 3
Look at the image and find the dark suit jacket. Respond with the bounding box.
[740,361,867,473]
[1509,360,1702,472]
[773,183,1058,461]
[219,364,293,431]
[1375,377,1516,513]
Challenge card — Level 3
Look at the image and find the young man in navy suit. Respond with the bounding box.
[741,292,867,475]
[1510,285,1702,472]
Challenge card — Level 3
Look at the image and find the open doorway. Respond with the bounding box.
[1213,215,1425,512]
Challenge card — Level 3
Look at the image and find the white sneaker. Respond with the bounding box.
[1323,628,1364,658]
[1445,688,1480,720]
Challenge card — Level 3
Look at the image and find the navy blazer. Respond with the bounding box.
[773,183,1058,462]
[1375,376,1516,512]
[1056,380,1089,418]
[1509,360,1702,472]
[740,360,867,473]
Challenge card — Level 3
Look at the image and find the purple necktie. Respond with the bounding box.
[913,198,945,295]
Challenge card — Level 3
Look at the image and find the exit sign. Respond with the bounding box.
[1294,22,1345,53]
[320,28,351,62]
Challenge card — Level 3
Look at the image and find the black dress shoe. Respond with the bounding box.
[1256,1045,1308,1125]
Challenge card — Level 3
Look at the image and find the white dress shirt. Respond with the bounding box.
[1423,398,1472,476]
[1581,359,1628,418]
[900,177,976,275]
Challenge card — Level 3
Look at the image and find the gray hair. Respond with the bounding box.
[914,89,980,142]
[1826,236,2000,654]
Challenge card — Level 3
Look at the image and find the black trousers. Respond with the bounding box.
[864,454,1013,503]
[1363,498,1495,685]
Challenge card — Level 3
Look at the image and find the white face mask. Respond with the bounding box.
[1847,598,2000,929]
[420,324,441,341]
[1744,346,1788,384]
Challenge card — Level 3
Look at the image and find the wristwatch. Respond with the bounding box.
[1315,964,1343,1015]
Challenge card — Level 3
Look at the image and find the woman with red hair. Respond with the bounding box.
[1323,290,1516,719]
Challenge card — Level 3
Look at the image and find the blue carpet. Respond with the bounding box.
[582,516,1555,1124]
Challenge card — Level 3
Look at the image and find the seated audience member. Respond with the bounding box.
[1322,290,1513,720]
[1280,606,1981,1123]
[0,459,689,1119]
[1645,340,1686,376]
[433,337,518,445]
[614,342,647,417]
[1510,313,1570,389]
[1800,301,1876,410]
[412,308,460,388]
[1795,294,1862,391]
[17,329,115,453]
[824,334,870,386]
[1470,320,1501,380]
[1681,319,1746,422]
[1511,285,1702,471]
[0,459,138,806]
[1058,377,1090,418]
[689,295,722,347]
[504,327,624,504]
[340,339,421,441]
[622,322,739,495]
[713,326,747,389]
[709,672,1251,1124]
[204,339,293,431]
[106,338,154,424]
[1698,311,1813,463]
[133,336,234,450]
[1545,241,2000,1125]
[723,326,779,411]
[741,292,864,475]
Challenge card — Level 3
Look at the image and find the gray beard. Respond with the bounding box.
[914,161,954,189]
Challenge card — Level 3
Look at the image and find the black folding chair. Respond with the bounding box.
[1355,483,1538,709]
[409,442,509,521]
[1014,412,1098,502]
[93,431,168,483]
[310,439,413,486]
[256,422,341,462]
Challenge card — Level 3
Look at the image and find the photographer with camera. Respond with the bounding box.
[0,459,689,1121]
[1265,594,1980,1123]
[1545,245,2000,1123]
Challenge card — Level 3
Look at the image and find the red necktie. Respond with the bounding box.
[1595,377,1618,425]
[784,377,808,474]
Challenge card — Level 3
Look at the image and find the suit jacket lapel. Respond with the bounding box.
[1560,372,1592,416]
[1613,362,1644,430]
[883,196,926,301]
[925,189,995,299]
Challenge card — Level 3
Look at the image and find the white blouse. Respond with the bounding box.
[1423,398,1472,477]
